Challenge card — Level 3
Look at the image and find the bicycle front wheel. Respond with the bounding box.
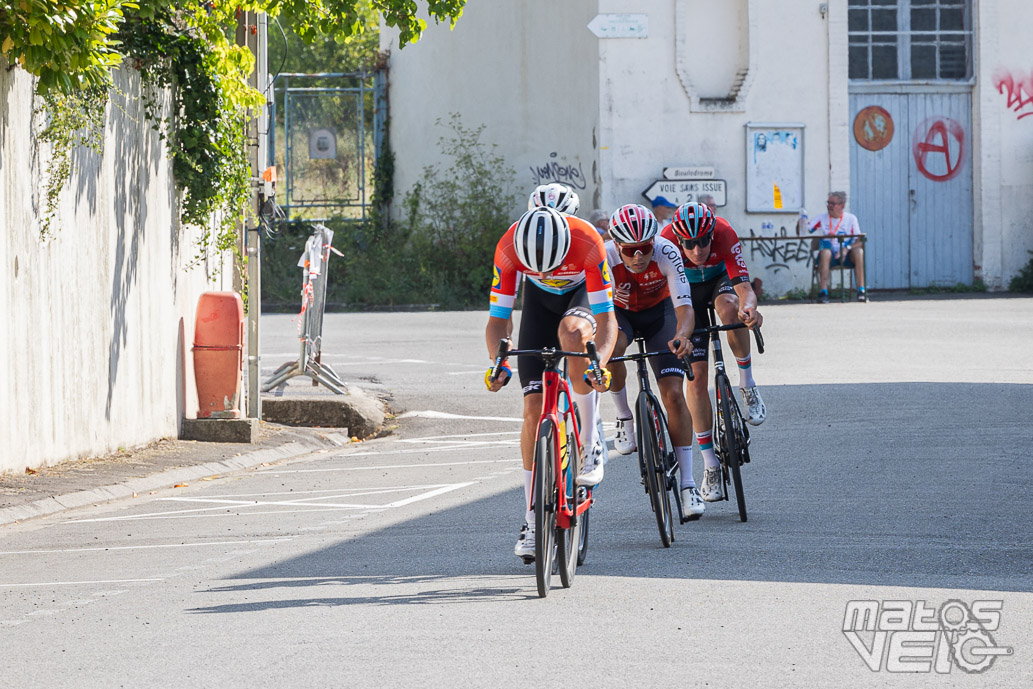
[639,395,674,547]
[556,404,581,588]
[716,376,748,522]
[534,420,558,597]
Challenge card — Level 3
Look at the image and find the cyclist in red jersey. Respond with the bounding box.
[485,204,616,561]
[605,204,705,519]
[661,203,766,503]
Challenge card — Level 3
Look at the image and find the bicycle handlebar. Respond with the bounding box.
[691,323,765,354]
[490,338,606,383]
[609,338,694,381]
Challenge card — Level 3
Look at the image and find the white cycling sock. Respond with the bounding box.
[523,469,534,524]
[696,430,720,469]
[676,445,695,489]
[736,355,756,388]
[611,386,633,419]
[572,389,600,454]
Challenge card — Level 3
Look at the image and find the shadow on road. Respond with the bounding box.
[188,382,1033,612]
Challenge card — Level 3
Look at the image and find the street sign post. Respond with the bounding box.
[642,179,727,207]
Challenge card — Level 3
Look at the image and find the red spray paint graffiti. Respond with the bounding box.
[993,68,1033,120]
[912,117,966,182]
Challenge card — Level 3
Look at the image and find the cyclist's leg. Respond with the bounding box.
[713,278,766,424]
[555,288,605,484]
[686,281,721,500]
[609,311,636,454]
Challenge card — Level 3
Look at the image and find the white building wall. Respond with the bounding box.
[0,66,234,474]
[975,0,1033,289]
[382,1,601,219]
[385,0,1033,294]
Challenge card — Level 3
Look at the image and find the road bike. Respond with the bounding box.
[692,303,764,522]
[609,338,694,547]
[490,339,602,598]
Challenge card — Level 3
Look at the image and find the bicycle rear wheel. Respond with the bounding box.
[639,395,674,547]
[534,420,558,597]
[716,375,748,522]
[556,403,581,588]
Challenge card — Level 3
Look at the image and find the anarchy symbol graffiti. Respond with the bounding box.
[912,117,967,182]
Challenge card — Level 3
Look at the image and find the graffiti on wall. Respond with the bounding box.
[993,68,1033,120]
[746,224,812,274]
[530,152,587,190]
[912,117,967,182]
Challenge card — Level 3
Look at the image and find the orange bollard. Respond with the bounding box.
[192,292,245,419]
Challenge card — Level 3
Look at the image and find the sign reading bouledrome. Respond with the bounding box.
[642,179,727,207]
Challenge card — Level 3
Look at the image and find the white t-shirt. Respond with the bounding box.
[810,212,861,253]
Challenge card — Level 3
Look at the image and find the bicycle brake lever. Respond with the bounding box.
[753,328,765,354]
[672,339,695,381]
[584,341,604,385]
[491,338,512,382]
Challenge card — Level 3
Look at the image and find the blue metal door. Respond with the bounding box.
[849,94,911,289]
[849,91,973,288]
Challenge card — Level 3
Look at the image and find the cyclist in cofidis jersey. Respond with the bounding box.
[660,203,766,503]
[485,202,617,562]
[604,204,705,520]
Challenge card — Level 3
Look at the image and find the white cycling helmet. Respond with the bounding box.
[528,183,580,216]
[513,206,571,274]
[608,204,659,244]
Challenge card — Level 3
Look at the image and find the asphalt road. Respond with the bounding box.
[2,297,1031,687]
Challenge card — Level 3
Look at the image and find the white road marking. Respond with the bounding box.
[0,538,291,556]
[401,431,522,441]
[0,578,164,588]
[336,445,518,458]
[258,458,516,474]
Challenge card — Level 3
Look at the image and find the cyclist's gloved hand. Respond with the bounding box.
[583,366,612,392]
[485,361,512,391]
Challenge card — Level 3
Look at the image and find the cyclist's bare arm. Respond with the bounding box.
[485,316,513,392]
[732,282,763,329]
[669,303,695,357]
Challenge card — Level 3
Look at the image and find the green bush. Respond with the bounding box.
[1009,252,1033,293]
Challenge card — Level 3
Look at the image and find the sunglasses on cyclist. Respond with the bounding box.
[618,241,654,258]
[679,234,712,251]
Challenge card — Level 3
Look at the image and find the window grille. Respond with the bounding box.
[848,0,971,81]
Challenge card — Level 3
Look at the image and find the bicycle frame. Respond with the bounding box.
[536,361,590,530]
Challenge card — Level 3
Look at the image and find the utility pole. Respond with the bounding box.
[238,11,269,421]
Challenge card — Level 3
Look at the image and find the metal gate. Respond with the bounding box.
[268,71,386,221]
[849,91,973,289]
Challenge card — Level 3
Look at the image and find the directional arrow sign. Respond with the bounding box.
[642,179,727,207]
[587,14,648,39]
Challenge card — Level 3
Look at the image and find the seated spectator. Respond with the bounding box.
[652,197,677,229]
[809,191,866,303]
[588,208,609,239]
[698,194,718,215]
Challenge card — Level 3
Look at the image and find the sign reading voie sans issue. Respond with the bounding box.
[642,179,727,207]
[587,14,648,38]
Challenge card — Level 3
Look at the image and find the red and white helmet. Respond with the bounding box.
[608,204,659,244]
[528,183,580,216]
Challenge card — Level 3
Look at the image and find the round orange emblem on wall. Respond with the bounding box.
[854,106,895,152]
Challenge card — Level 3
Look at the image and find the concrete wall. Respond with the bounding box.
[385,0,1033,295]
[0,65,234,474]
[382,0,601,219]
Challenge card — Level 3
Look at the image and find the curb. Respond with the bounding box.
[0,439,331,528]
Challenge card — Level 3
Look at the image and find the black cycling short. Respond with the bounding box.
[517,281,597,396]
[687,274,739,364]
[615,300,684,380]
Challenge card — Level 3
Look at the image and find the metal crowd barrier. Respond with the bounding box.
[262,224,348,394]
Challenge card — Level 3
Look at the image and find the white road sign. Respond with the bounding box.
[663,166,715,180]
[587,14,648,38]
[642,179,727,207]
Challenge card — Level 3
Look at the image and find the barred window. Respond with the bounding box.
[848,0,972,81]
